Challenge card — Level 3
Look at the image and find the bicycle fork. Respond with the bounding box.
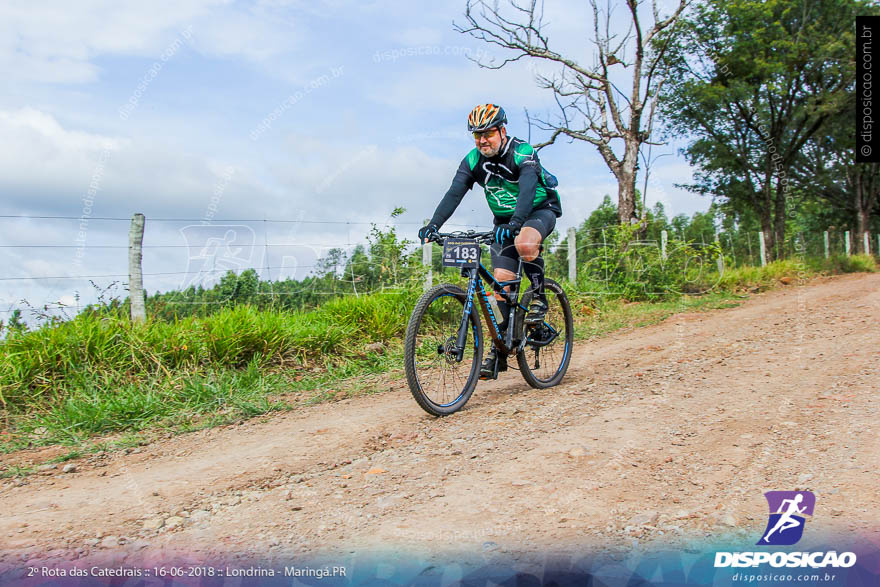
[453,269,479,361]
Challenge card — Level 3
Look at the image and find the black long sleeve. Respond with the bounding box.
[429,157,475,227]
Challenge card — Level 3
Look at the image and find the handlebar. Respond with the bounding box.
[426,230,495,245]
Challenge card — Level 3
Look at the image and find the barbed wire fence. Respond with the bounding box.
[0,214,876,321]
[0,213,475,319]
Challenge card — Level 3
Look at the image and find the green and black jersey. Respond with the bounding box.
[429,136,561,228]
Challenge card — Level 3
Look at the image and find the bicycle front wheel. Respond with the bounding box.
[404,283,483,416]
[517,278,574,388]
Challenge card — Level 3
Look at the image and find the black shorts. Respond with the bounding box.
[490,208,557,274]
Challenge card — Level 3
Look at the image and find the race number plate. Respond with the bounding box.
[442,238,481,268]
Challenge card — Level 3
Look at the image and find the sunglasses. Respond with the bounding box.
[473,128,499,140]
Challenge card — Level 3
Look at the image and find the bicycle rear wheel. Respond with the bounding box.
[404,283,483,416]
[516,278,573,389]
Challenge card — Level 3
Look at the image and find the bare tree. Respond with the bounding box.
[456,0,688,225]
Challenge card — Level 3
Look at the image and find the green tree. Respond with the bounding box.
[794,93,880,253]
[1,309,27,337]
[661,0,862,261]
[643,201,672,244]
[217,268,259,305]
[546,195,620,278]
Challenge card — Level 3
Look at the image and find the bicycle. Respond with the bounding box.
[404,230,574,416]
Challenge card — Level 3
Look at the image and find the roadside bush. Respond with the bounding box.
[820,254,877,274]
[575,224,721,300]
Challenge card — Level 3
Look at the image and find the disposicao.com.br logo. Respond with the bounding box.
[714,491,857,569]
[759,490,815,546]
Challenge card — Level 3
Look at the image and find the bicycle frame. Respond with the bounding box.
[453,261,527,361]
[431,230,560,363]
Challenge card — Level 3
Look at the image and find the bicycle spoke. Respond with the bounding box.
[516,281,573,388]
[405,286,481,414]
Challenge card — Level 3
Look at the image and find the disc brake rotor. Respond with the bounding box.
[440,335,458,364]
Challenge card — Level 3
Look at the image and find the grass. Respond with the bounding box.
[0,464,35,479]
[0,291,417,408]
[0,254,875,468]
[716,254,876,292]
[0,349,403,454]
[813,253,877,274]
[0,290,417,456]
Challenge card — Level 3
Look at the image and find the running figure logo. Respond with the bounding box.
[177,224,257,293]
[758,491,815,546]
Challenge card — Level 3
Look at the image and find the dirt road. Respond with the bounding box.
[1,272,878,568]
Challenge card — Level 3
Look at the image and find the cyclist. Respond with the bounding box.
[418,103,562,379]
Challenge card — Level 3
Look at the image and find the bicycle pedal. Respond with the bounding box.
[479,356,507,380]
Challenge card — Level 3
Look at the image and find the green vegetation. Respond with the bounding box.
[143,209,425,320]
[0,293,415,450]
[3,0,879,470]
[0,201,876,466]
[1,286,741,456]
[660,0,879,259]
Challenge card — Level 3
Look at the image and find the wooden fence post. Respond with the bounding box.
[845,231,851,256]
[129,213,146,323]
[824,231,829,258]
[728,233,736,268]
[567,226,577,284]
[601,228,609,282]
[758,232,767,267]
[661,230,667,260]
[422,219,432,291]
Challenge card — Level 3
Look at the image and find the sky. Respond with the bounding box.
[0,0,709,320]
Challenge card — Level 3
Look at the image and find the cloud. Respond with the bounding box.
[0,108,124,200]
[0,0,302,84]
[0,107,477,227]
[365,61,553,113]
[0,109,487,309]
[0,108,260,220]
[392,26,447,47]
[186,3,301,63]
[266,133,483,229]
[643,158,706,217]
